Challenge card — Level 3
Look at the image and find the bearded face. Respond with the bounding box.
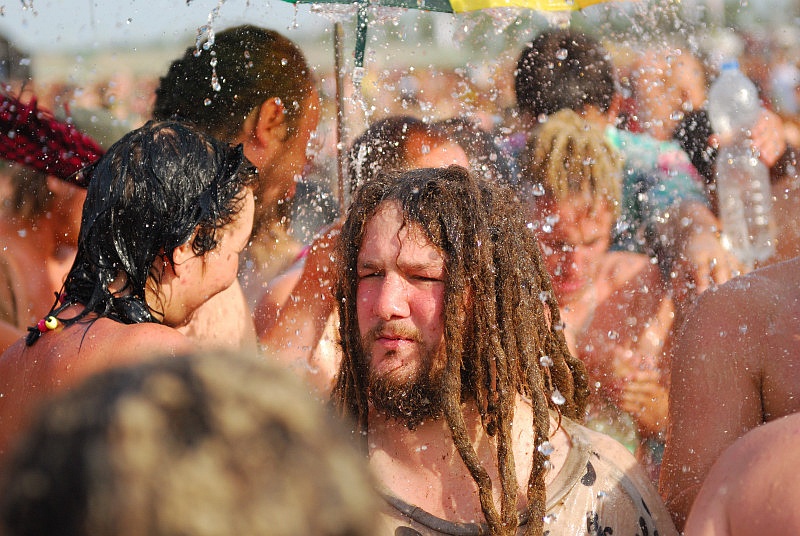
[359,320,446,429]
[354,202,449,429]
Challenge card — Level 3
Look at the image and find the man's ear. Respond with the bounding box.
[254,97,288,145]
[238,98,288,168]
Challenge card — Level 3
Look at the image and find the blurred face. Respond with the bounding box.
[406,135,469,169]
[201,187,256,294]
[633,50,706,141]
[356,201,447,425]
[529,195,613,305]
[260,88,321,211]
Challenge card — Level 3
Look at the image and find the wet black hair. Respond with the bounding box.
[25,120,257,345]
[515,29,616,118]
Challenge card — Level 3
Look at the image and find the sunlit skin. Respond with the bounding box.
[683,412,800,536]
[0,189,255,465]
[660,256,800,531]
[356,201,446,384]
[529,194,674,446]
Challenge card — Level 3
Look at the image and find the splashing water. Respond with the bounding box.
[193,0,226,91]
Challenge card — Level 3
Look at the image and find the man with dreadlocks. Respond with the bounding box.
[332,166,677,535]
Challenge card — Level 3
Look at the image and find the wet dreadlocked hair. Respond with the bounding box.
[332,165,589,536]
[518,109,623,219]
[25,120,256,346]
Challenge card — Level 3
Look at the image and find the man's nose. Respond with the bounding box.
[374,273,411,320]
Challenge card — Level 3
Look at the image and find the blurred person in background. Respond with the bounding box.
[519,109,674,482]
[512,28,738,310]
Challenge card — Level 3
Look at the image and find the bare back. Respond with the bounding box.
[684,412,800,536]
[0,312,192,460]
[660,256,800,530]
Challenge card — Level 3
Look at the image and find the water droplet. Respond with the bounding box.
[537,441,554,456]
[551,388,566,406]
[539,355,553,368]
[607,330,619,340]
[538,291,550,302]
[204,98,212,106]
[555,48,569,60]
[543,513,558,524]
[597,490,607,499]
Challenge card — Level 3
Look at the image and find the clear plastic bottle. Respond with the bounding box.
[707,60,776,270]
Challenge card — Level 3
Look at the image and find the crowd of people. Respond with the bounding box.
[1,18,800,536]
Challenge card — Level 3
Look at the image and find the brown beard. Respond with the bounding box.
[360,322,446,430]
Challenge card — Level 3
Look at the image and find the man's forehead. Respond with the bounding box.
[358,201,443,259]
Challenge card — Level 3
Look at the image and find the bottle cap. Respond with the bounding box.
[721,59,740,71]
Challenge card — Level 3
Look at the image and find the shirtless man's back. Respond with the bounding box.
[660,255,800,530]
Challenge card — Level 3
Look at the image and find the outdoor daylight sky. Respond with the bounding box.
[0,0,328,53]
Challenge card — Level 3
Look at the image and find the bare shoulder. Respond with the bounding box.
[691,257,800,320]
[685,413,800,536]
[103,321,194,360]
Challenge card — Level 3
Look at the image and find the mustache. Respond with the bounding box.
[362,321,424,345]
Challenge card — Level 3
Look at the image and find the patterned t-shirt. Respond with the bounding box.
[377,416,678,536]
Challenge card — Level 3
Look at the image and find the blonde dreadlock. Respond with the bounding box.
[518,108,623,219]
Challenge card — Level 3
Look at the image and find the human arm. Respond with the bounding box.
[659,279,765,531]
[665,201,741,307]
[258,225,340,391]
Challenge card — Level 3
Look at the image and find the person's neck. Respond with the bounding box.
[367,396,538,522]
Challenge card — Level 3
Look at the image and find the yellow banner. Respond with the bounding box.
[449,0,616,12]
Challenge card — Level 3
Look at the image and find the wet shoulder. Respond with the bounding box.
[691,258,799,327]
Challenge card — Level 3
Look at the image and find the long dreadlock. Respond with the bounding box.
[331,165,589,536]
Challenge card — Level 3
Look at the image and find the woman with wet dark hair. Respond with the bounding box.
[0,120,256,463]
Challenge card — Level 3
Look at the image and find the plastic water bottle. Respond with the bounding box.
[707,60,775,270]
